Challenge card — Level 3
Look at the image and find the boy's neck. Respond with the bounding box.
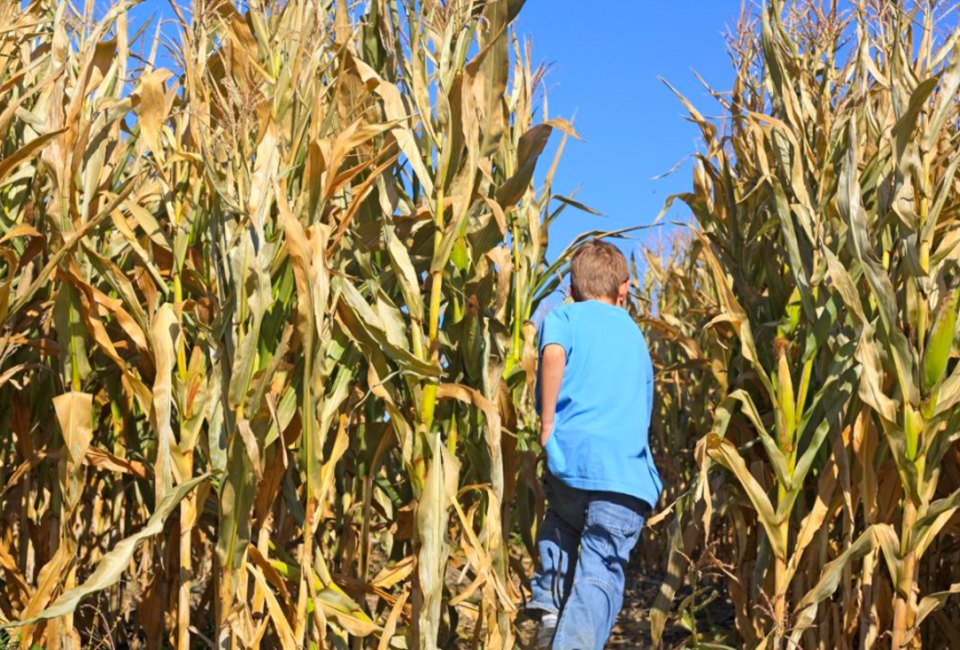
[576,296,617,306]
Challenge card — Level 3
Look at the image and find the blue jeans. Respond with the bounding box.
[529,473,647,650]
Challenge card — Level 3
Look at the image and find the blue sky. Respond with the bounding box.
[516,2,739,261]
[127,1,741,261]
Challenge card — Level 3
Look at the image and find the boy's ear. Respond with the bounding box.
[570,283,582,302]
[617,279,630,306]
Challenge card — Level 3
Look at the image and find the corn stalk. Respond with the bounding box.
[0,0,585,647]
[644,2,960,647]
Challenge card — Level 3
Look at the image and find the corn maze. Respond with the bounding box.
[2,0,960,649]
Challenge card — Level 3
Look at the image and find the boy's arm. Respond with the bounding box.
[539,343,566,446]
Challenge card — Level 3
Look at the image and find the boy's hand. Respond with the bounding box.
[540,419,554,447]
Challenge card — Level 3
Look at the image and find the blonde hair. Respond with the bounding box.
[570,239,629,302]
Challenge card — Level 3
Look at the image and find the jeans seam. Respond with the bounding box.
[582,575,617,592]
[598,526,636,537]
[587,510,641,534]
[547,525,567,611]
[583,524,639,544]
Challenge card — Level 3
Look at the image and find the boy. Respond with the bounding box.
[528,239,662,649]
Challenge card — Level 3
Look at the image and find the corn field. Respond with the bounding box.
[638,1,960,648]
[6,0,960,648]
[0,0,604,647]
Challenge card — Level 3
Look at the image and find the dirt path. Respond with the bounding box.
[514,560,735,649]
[606,569,662,648]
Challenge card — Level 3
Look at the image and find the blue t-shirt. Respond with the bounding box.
[537,300,662,507]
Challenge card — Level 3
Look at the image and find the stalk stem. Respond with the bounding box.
[420,152,447,442]
[178,454,194,650]
[892,495,919,648]
[773,483,789,642]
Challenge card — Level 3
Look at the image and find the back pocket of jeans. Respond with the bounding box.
[586,500,643,538]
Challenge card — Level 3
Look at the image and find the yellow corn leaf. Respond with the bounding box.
[150,303,178,501]
[135,69,172,161]
[0,128,66,182]
[53,392,92,469]
[377,590,409,650]
[416,434,460,649]
[247,563,297,650]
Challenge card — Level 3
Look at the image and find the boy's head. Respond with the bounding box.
[570,239,630,304]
